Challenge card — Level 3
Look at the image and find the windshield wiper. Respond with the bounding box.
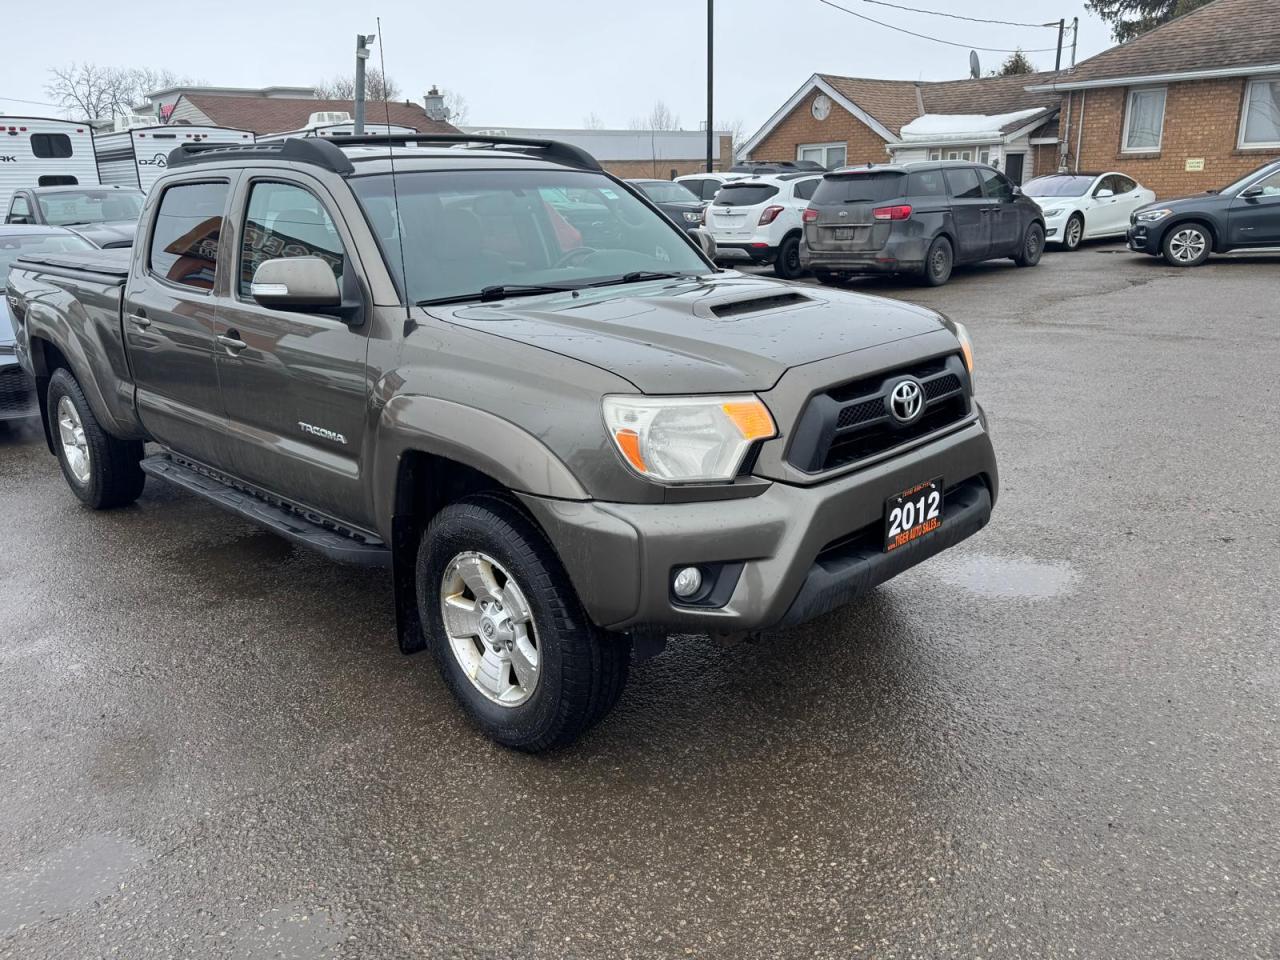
[587,271,689,288]
[417,283,581,306]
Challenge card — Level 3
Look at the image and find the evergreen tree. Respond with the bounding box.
[1085,0,1214,43]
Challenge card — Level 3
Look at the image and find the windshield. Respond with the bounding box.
[636,181,699,204]
[812,172,905,204]
[35,189,145,226]
[0,232,95,289]
[1218,162,1280,196]
[350,169,710,305]
[1022,175,1094,197]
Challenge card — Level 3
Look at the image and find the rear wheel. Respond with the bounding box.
[1013,221,1045,267]
[920,236,953,286]
[1062,213,1084,251]
[774,234,804,280]
[1162,223,1211,267]
[47,368,145,509]
[814,269,845,286]
[417,494,630,752]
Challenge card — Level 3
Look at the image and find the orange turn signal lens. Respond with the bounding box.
[721,399,776,441]
[614,428,648,473]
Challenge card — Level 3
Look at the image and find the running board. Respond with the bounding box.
[140,455,391,568]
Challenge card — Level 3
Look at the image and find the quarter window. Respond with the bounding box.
[240,181,345,297]
[149,181,229,291]
[906,171,946,197]
[1240,77,1280,148]
[1112,175,1137,194]
[944,167,984,199]
[31,133,73,159]
[793,178,820,201]
[1123,87,1166,152]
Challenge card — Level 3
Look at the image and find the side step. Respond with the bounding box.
[140,455,391,568]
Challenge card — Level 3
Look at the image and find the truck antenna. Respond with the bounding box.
[376,18,412,328]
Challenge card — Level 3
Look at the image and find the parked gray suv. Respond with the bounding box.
[7,135,998,751]
[801,161,1045,285]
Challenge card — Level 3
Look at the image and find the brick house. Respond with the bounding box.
[739,73,1061,184]
[1026,0,1280,198]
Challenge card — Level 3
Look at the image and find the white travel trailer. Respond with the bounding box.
[95,125,254,192]
[0,117,100,215]
[256,112,420,143]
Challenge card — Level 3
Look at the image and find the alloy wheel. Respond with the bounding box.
[1066,217,1082,248]
[1169,228,1207,264]
[439,551,540,706]
[56,396,91,485]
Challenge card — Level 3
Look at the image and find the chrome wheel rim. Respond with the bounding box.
[440,551,540,707]
[56,396,91,485]
[1169,229,1206,263]
[1066,218,1082,247]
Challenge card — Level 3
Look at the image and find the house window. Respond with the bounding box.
[945,149,973,161]
[928,149,941,161]
[797,142,846,169]
[978,148,992,165]
[1240,77,1280,148]
[1123,87,1167,152]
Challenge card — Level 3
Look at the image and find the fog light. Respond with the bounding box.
[672,566,703,598]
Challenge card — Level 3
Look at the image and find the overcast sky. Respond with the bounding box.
[7,0,1115,136]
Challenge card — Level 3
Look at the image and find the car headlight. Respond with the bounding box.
[682,210,703,223]
[603,394,776,483]
[1135,208,1173,223]
[952,321,974,380]
[1040,207,1063,218]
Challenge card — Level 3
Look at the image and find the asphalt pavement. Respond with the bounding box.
[2,242,1278,959]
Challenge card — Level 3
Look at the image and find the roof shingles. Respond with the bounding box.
[180,94,457,136]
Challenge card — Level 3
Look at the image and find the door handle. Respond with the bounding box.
[217,333,247,352]
[127,314,151,329]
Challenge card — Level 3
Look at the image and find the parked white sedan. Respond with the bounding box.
[1024,172,1156,251]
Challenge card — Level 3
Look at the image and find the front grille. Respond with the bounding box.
[0,366,37,418]
[786,353,971,473]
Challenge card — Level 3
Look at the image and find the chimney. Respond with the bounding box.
[424,86,448,122]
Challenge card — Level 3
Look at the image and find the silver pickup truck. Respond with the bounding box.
[6,134,997,750]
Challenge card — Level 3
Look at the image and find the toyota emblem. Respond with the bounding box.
[888,379,924,423]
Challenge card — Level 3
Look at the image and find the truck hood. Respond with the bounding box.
[426,273,949,393]
[66,221,137,249]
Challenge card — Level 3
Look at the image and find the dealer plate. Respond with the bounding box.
[884,477,943,552]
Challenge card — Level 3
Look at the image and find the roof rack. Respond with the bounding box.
[165,133,603,176]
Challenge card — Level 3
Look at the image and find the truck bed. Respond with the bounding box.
[15,248,131,281]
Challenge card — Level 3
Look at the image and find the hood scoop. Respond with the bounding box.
[709,291,811,319]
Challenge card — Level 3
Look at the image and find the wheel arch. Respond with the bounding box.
[1164,216,1220,251]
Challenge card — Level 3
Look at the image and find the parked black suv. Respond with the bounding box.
[801,161,1046,286]
[1126,158,1280,266]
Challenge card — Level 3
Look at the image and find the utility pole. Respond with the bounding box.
[353,32,375,135]
[1054,18,1065,72]
[1071,17,1079,68]
[705,0,714,172]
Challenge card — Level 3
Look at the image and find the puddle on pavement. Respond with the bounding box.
[229,901,348,958]
[933,553,1078,599]
[0,833,148,934]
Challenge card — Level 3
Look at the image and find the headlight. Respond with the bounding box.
[603,394,776,483]
[952,321,975,385]
[1136,208,1173,223]
[1040,207,1063,218]
[682,210,703,224]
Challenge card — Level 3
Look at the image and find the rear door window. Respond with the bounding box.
[811,173,905,205]
[1112,175,1137,194]
[978,168,1015,201]
[906,170,947,197]
[31,133,73,159]
[149,181,230,291]
[714,184,780,206]
[945,167,984,199]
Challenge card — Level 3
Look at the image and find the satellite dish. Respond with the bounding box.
[969,50,981,79]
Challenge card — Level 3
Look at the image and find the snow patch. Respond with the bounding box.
[899,108,1046,142]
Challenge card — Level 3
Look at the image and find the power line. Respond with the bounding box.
[817,0,1060,53]
[852,0,1057,29]
[0,95,64,109]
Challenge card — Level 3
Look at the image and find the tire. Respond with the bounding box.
[1014,221,1045,267]
[1162,222,1211,267]
[814,269,845,286]
[773,234,804,280]
[920,236,953,286]
[47,368,145,510]
[417,493,630,752]
[1061,213,1084,251]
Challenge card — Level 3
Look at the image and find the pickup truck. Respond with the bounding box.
[7,134,998,751]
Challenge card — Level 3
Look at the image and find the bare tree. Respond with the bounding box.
[315,68,401,102]
[46,63,192,120]
[583,112,605,130]
[715,118,747,156]
[442,89,469,125]
[628,101,681,131]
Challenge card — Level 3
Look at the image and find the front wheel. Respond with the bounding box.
[417,494,630,751]
[1162,223,1211,267]
[1061,213,1084,251]
[1013,221,1045,267]
[47,368,145,509]
[774,234,804,280]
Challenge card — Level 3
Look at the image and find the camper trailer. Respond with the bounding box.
[256,112,419,143]
[95,125,254,192]
[0,117,100,216]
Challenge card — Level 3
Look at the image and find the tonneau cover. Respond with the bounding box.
[14,249,131,281]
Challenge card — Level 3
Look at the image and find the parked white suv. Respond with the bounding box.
[674,171,750,202]
[705,173,823,279]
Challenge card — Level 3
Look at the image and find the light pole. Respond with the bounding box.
[353,32,376,135]
[706,0,714,172]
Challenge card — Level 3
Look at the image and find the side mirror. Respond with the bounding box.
[250,257,341,311]
[692,227,717,261]
[1241,185,1264,199]
[1095,188,1115,199]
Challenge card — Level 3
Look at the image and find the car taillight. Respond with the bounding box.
[758,205,785,226]
[872,204,913,221]
[802,207,819,223]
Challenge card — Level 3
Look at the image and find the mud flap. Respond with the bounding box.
[393,514,427,654]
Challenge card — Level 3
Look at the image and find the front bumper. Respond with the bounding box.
[520,414,997,634]
[0,360,39,422]
[1126,224,1160,254]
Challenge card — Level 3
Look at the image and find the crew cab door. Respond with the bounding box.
[123,177,232,464]
[1227,168,1280,246]
[213,174,372,524]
